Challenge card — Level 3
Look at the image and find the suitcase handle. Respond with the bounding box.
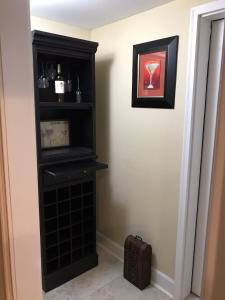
[135,235,143,241]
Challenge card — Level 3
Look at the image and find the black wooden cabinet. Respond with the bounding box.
[32,31,107,292]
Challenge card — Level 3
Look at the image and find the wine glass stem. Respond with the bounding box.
[149,73,152,85]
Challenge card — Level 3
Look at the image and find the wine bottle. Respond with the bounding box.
[55,64,64,103]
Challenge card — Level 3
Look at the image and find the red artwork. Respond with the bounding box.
[137,51,166,98]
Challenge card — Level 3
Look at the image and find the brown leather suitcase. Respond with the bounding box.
[124,235,152,290]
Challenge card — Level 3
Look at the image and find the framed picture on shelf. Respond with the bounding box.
[40,120,70,149]
[132,36,179,109]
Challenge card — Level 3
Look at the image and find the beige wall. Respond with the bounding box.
[30,0,212,280]
[31,16,91,40]
[92,0,211,278]
[2,0,220,298]
[0,1,42,300]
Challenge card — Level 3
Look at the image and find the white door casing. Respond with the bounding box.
[192,18,225,297]
[174,1,225,300]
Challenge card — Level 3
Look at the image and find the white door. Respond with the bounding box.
[192,19,225,297]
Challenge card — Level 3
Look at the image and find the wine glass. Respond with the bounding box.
[46,63,56,81]
[76,75,82,103]
[38,63,49,89]
[145,62,159,89]
[65,72,72,93]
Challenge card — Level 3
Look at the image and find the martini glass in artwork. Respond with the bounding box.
[145,62,159,89]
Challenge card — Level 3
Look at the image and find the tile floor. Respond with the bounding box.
[185,295,199,300]
[43,247,171,300]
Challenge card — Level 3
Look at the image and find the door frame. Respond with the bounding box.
[192,18,225,295]
[174,1,225,300]
[0,43,16,300]
[0,0,43,298]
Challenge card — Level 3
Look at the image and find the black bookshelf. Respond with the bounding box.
[32,31,107,292]
[40,102,93,110]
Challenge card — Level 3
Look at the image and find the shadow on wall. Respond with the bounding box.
[95,56,128,243]
[95,56,112,163]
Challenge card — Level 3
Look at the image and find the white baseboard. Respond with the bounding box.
[96,231,174,299]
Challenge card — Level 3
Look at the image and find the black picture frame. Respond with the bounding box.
[132,36,179,109]
[40,120,70,149]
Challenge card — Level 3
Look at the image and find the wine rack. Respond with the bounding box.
[32,31,107,291]
[42,178,95,275]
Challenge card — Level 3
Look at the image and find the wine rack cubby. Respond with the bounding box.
[41,178,96,277]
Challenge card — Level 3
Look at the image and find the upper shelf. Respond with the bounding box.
[39,102,93,110]
[33,30,99,55]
